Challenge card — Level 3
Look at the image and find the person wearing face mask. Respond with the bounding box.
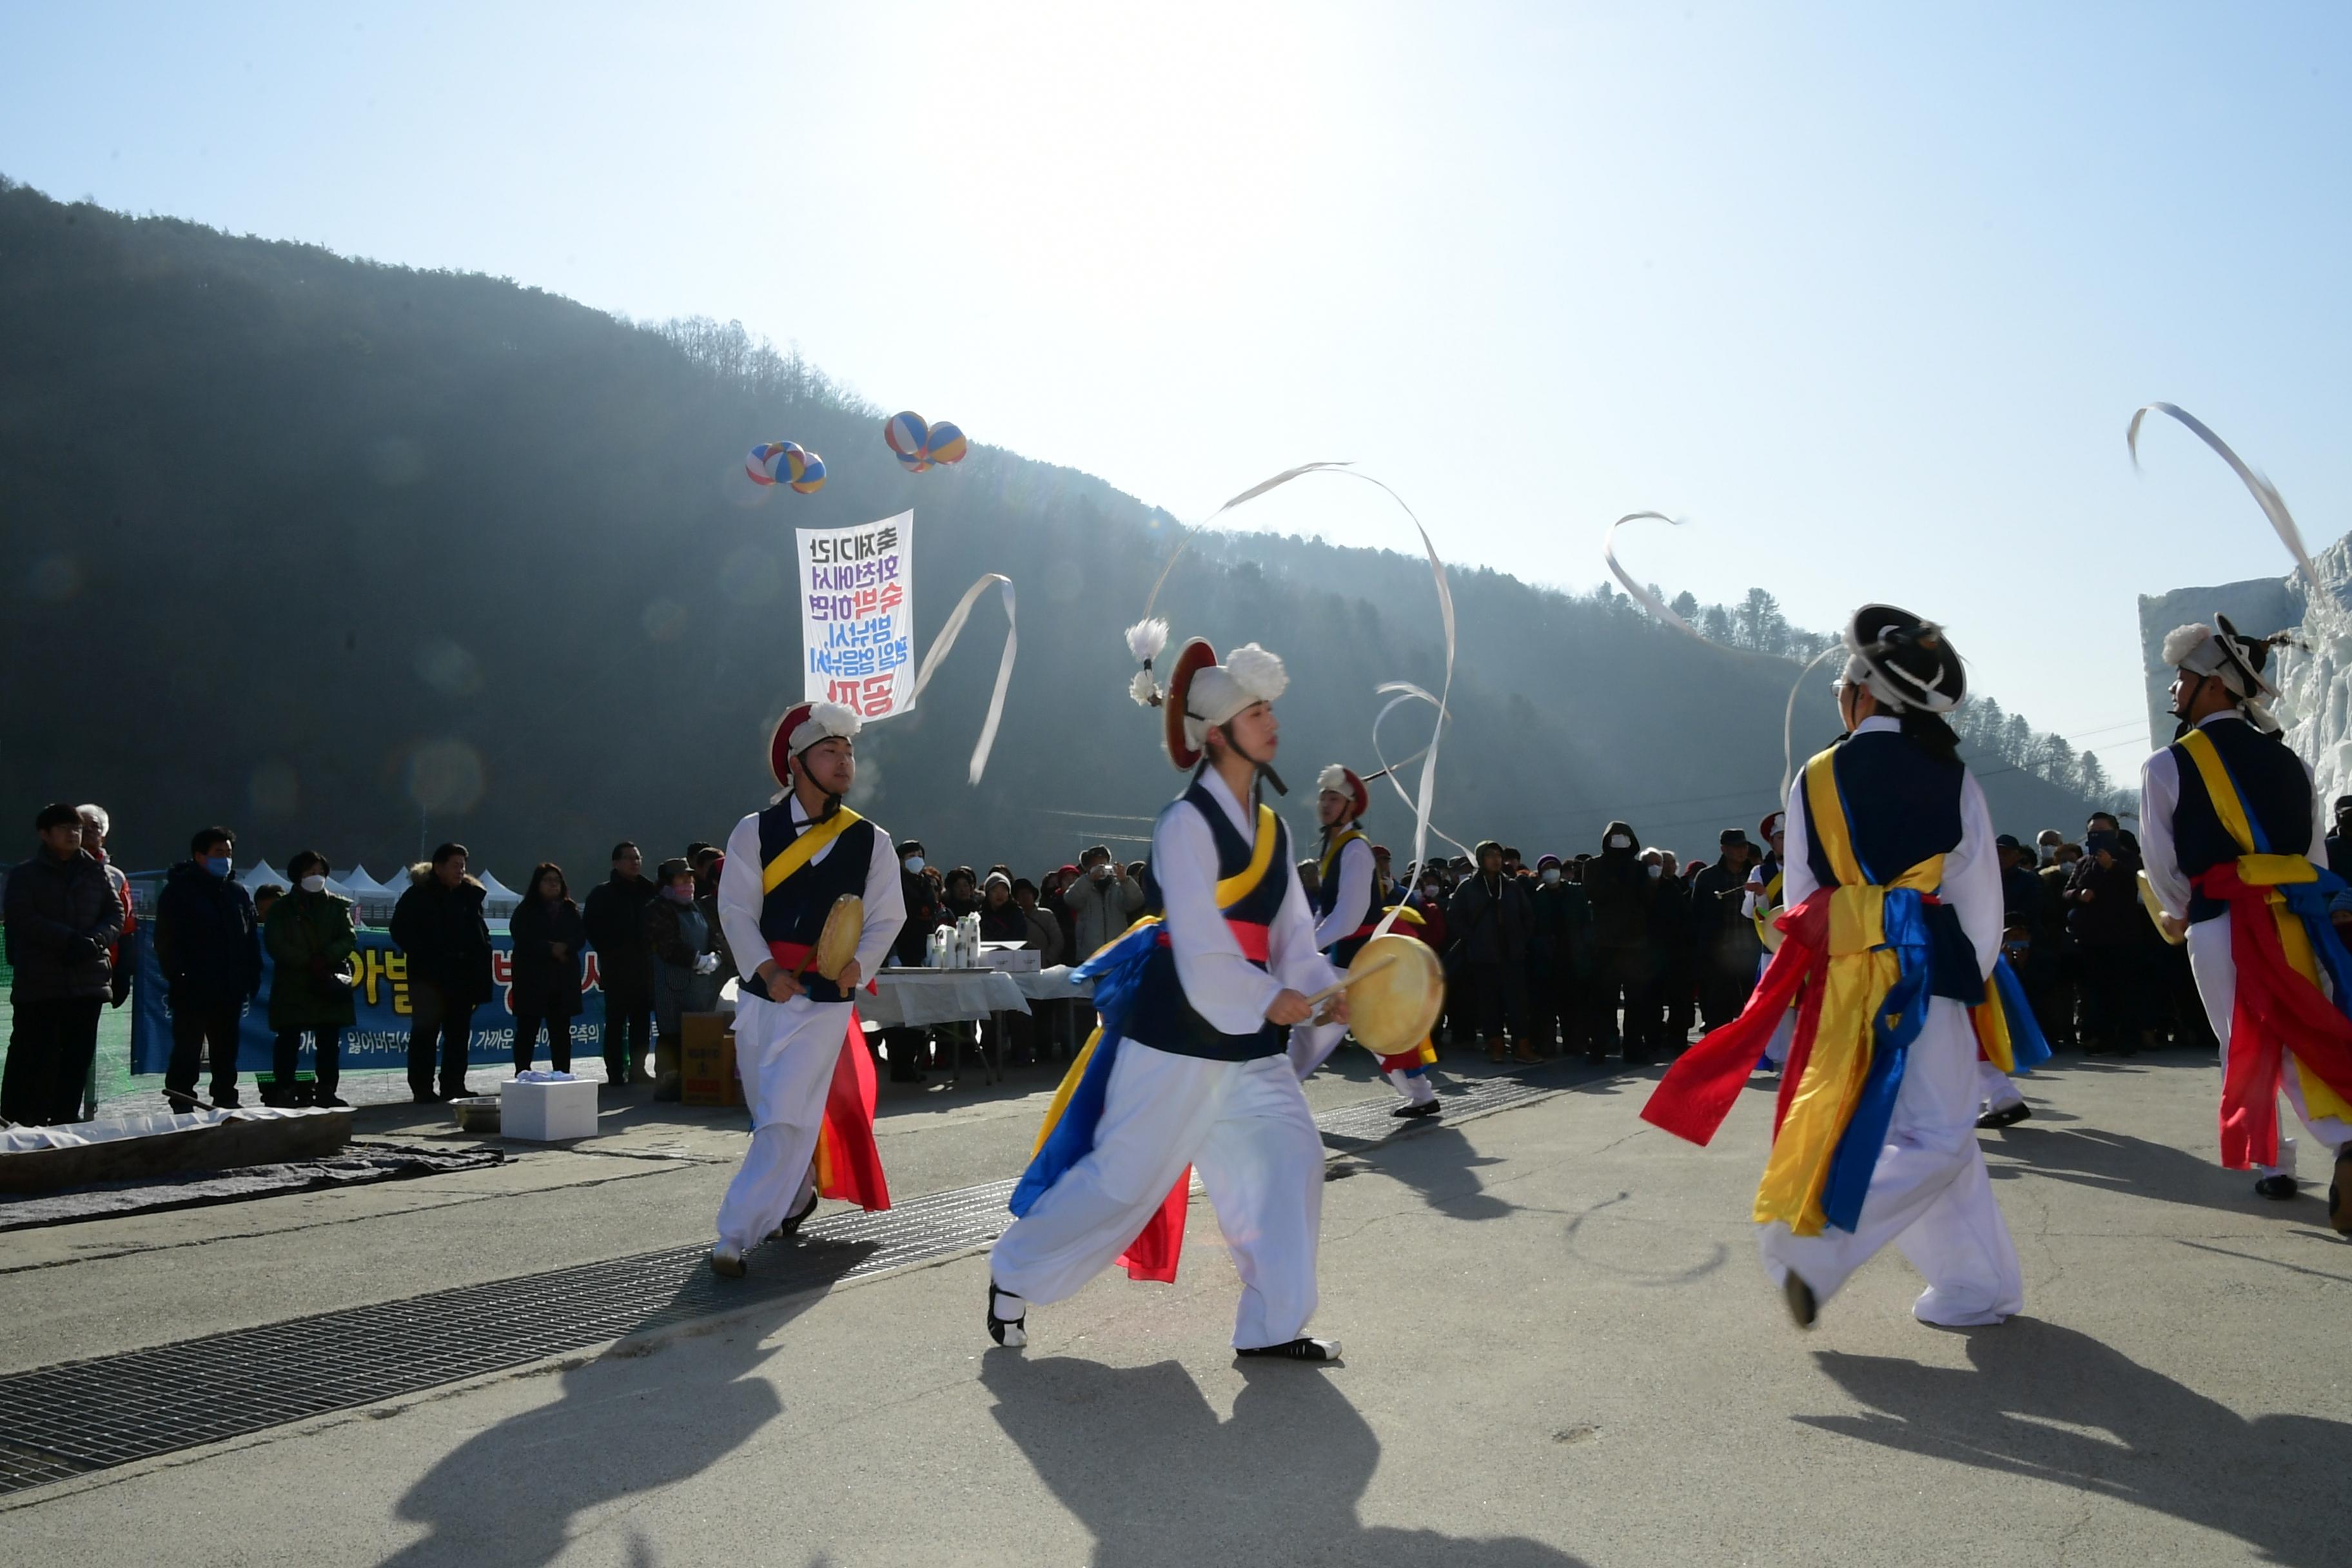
[1582,821,1658,1064]
[1449,839,1534,1065]
[391,843,493,1104]
[262,849,357,1106]
[874,839,941,1084]
[155,826,264,1112]
[1647,849,1697,1053]
[506,861,587,1075]
[583,842,659,1088]
[1528,854,1591,1058]
[1692,830,1764,1034]
[2141,616,2352,1228]
[1289,763,1438,1117]
[1647,605,2021,1330]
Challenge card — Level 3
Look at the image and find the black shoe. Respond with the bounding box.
[767,1188,821,1240]
[1976,1102,2032,1130]
[2333,1152,2352,1236]
[162,1088,206,1113]
[1781,1271,1818,1329]
[211,1088,242,1110]
[411,1090,445,1106]
[987,1282,1028,1348]
[1236,1337,1342,1362]
[2254,1174,2298,1200]
[1390,1100,1442,1120]
[312,1092,350,1110]
[888,1068,926,1084]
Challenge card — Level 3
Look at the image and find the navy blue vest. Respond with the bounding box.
[742,804,877,1004]
[2169,716,2313,925]
[1799,729,1981,1002]
[1124,781,1293,1061]
[1311,828,1380,965]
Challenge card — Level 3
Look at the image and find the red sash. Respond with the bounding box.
[2193,862,2352,1169]
[753,940,890,1211]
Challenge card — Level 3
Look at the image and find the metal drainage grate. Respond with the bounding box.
[0,1067,1598,1497]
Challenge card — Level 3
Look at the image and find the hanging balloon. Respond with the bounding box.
[923,421,968,465]
[897,450,932,474]
[885,411,930,460]
[745,442,785,486]
[787,449,827,495]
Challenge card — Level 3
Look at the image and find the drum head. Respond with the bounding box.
[1347,934,1444,1057]
[813,894,864,980]
[1756,908,1786,954]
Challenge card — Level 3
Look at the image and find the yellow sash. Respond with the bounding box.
[1752,868,1785,946]
[1039,802,1284,1152]
[761,806,867,894]
[1753,747,1944,1235]
[1317,824,1366,886]
[2176,729,2352,1121]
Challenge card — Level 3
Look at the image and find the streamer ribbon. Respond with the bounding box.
[906,573,1017,785]
[2128,402,2317,592]
[1603,511,1708,642]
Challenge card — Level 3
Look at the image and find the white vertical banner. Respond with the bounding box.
[797,509,915,720]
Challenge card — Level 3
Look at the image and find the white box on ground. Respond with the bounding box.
[499,1077,598,1141]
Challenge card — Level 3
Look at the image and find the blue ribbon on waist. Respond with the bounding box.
[1008,922,1162,1218]
[1817,887,1935,1234]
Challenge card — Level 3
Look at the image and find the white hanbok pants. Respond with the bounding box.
[990,1042,1326,1349]
[1758,996,2024,1327]
[2186,912,2352,1179]
[1975,1059,2025,1112]
[712,992,841,1251]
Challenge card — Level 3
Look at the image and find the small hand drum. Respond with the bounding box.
[1345,933,1444,1058]
[2136,870,2184,947]
[1757,906,1787,954]
[810,894,865,981]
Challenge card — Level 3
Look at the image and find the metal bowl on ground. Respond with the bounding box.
[448,1096,502,1133]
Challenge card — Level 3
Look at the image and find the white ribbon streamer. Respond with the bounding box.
[2128,402,2317,590]
[906,573,1017,785]
[1140,462,1456,927]
[1780,643,1845,801]
[1603,511,1708,641]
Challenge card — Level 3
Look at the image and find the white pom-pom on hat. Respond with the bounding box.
[790,701,863,754]
[1126,618,1170,663]
[1222,643,1287,705]
[2162,623,2217,672]
[1128,669,1159,707]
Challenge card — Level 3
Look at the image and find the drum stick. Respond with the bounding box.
[1302,955,1399,1010]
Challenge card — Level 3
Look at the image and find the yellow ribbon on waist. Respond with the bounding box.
[1754,747,1944,1236]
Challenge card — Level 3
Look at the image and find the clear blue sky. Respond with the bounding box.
[6,1,2346,781]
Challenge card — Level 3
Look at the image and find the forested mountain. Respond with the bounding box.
[0,178,2106,878]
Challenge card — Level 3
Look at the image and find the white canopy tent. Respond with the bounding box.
[235,859,285,894]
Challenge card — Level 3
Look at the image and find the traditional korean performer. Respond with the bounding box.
[987,628,1346,1361]
[708,701,905,1277]
[1643,606,2024,1329]
[2140,615,2352,1231]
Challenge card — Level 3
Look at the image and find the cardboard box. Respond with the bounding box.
[977,943,1041,973]
[681,1012,744,1108]
[499,1077,598,1141]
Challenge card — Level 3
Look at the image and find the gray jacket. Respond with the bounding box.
[4,850,122,1002]
[1063,867,1144,961]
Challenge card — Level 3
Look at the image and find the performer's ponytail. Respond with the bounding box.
[1899,707,1963,769]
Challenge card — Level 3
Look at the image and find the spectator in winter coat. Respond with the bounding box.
[1528,855,1592,1055]
[1449,840,1535,1064]
[508,863,587,1075]
[1583,820,1660,1063]
[1690,830,1763,1033]
[73,804,133,1118]
[2064,815,2146,1054]
[645,857,720,1086]
[1,803,123,1124]
[390,843,491,1103]
[154,825,263,1112]
[583,841,658,1086]
[1647,850,1696,1052]
[1063,845,1146,962]
[264,850,358,1106]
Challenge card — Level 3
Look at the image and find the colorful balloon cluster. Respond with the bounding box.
[884,411,968,473]
[746,440,827,495]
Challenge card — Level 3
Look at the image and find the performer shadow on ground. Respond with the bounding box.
[1355,1121,1522,1222]
[980,1353,1588,1567]
[1797,1318,2347,1567]
[1983,1119,2335,1223]
[377,1240,875,1568]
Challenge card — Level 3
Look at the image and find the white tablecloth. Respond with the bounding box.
[1015,965,1093,1002]
[859,969,1032,1028]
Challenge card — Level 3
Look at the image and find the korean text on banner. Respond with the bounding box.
[798,510,914,718]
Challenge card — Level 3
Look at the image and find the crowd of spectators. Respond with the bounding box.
[3,792,2240,1128]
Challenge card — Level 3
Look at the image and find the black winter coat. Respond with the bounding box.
[1447,873,1531,965]
[391,873,494,1004]
[2065,848,2145,950]
[583,873,659,1004]
[153,860,262,1010]
[507,896,587,1019]
[3,850,123,1002]
[1584,827,1654,954]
